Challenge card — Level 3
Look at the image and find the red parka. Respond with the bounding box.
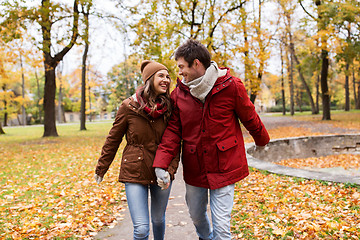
[153,69,270,189]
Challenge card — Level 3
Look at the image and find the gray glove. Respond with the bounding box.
[94,174,103,184]
[155,168,170,190]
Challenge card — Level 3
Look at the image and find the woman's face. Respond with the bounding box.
[153,69,171,96]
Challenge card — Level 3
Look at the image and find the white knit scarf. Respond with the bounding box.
[182,61,227,103]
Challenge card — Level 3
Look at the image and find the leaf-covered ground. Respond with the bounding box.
[235,112,360,239]
[1,112,359,239]
[0,123,126,239]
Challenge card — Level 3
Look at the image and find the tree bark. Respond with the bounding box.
[80,36,89,131]
[316,75,320,113]
[20,53,26,125]
[280,45,286,115]
[353,67,358,108]
[0,122,4,134]
[250,0,264,103]
[315,0,331,120]
[41,0,79,137]
[320,49,331,120]
[43,65,58,136]
[356,67,360,109]
[345,63,350,111]
[80,1,91,131]
[292,52,318,114]
[4,108,8,127]
[287,49,294,116]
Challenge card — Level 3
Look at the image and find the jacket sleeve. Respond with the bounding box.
[167,150,181,180]
[95,101,128,178]
[153,89,182,170]
[234,78,270,146]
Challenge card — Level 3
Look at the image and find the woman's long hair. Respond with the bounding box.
[137,74,172,121]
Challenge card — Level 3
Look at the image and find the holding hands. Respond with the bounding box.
[155,168,170,190]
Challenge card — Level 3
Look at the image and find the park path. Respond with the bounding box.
[94,114,359,240]
[94,164,199,240]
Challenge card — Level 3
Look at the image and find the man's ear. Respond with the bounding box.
[194,59,200,67]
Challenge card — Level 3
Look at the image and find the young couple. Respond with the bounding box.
[95,39,270,240]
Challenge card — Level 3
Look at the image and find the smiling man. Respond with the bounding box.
[153,39,270,240]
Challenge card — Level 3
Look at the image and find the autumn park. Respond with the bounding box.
[1,0,360,239]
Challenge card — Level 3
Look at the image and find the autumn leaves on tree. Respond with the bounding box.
[1,0,360,136]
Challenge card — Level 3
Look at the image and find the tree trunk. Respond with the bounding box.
[316,75,320,113]
[292,51,317,114]
[43,65,59,137]
[3,100,8,127]
[315,0,331,120]
[88,85,93,122]
[281,45,286,115]
[80,41,88,130]
[320,49,331,120]
[345,63,350,111]
[80,4,90,131]
[297,90,303,112]
[353,67,358,108]
[0,122,4,134]
[35,70,42,123]
[242,9,250,93]
[287,49,294,115]
[250,0,264,104]
[284,11,294,115]
[57,78,64,123]
[356,67,360,109]
[20,53,26,126]
[41,0,79,137]
[357,82,360,109]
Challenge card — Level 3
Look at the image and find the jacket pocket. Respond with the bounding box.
[182,144,200,175]
[120,146,143,179]
[216,136,239,172]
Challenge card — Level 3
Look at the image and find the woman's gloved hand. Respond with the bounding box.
[94,174,103,184]
[155,168,170,190]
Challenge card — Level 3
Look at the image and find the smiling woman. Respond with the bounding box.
[94,60,179,240]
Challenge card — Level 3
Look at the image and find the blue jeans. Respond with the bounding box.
[185,183,235,240]
[125,182,172,240]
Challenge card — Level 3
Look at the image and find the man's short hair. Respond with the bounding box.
[174,39,211,69]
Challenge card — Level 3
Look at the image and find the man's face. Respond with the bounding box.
[177,57,204,83]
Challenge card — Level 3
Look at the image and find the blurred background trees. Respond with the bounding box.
[0,0,359,136]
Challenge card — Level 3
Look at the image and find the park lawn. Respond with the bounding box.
[288,110,360,130]
[0,114,359,239]
[0,122,127,239]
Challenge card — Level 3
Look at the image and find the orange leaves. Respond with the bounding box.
[277,154,360,170]
[0,123,127,239]
[233,170,360,239]
[236,115,360,239]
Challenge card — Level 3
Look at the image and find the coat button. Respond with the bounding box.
[222,146,225,149]
[223,84,225,87]
[202,130,205,133]
[138,157,141,159]
[216,88,219,90]
[124,159,127,162]
[204,150,207,153]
